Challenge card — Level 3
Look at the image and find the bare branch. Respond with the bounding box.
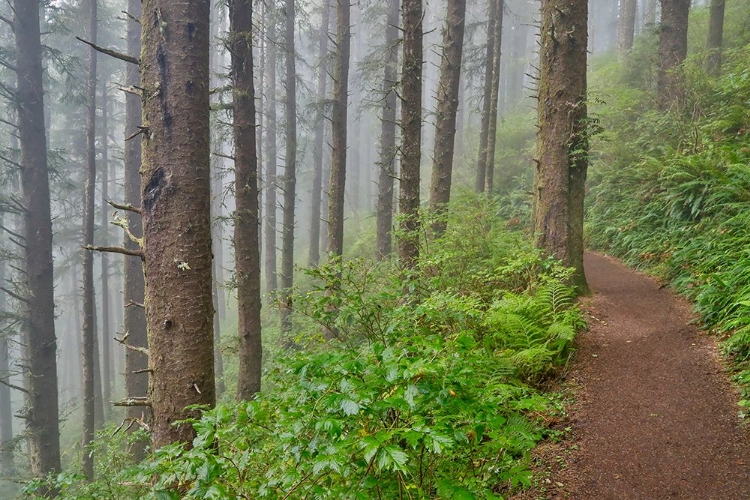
[0,377,29,395]
[125,126,149,142]
[107,199,141,214]
[75,37,139,65]
[125,300,144,309]
[0,286,28,304]
[85,244,144,259]
[115,333,150,356]
[112,397,151,407]
[0,223,24,241]
[115,84,143,97]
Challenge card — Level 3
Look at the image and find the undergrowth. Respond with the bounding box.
[586,1,750,403]
[34,197,582,499]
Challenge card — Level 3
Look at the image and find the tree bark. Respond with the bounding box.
[429,0,467,234]
[475,0,498,193]
[13,0,62,485]
[706,0,725,75]
[657,0,690,109]
[279,0,297,336]
[398,0,423,267]
[308,1,331,267]
[99,78,112,422]
[618,0,637,57]
[327,0,351,258]
[376,0,400,259]
[264,14,279,297]
[82,0,99,478]
[140,0,215,448]
[210,0,226,398]
[534,0,590,293]
[0,259,13,478]
[484,0,503,193]
[229,0,263,400]
[123,0,149,461]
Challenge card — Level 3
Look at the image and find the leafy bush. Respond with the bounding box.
[36,197,581,499]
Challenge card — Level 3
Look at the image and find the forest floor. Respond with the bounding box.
[514,252,750,499]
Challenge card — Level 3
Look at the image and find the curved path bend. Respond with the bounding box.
[531,252,750,499]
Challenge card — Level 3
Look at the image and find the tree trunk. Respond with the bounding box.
[706,0,725,75]
[264,15,279,297]
[327,0,351,258]
[210,0,226,398]
[657,0,690,109]
[484,0,503,193]
[230,0,263,400]
[475,0,498,193]
[398,0,423,267]
[140,0,215,448]
[123,0,149,461]
[376,0,400,259]
[82,0,99,478]
[280,0,297,336]
[429,0,467,234]
[308,0,331,267]
[644,0,658,26]
[534,0,590,294]
[0,259,13,478]
[99,78,112,422]
[13,0,62,485]
[618,0,637,57]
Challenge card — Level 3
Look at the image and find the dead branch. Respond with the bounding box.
[115,83,144,97]
[125,126,149,142]
[0,377,29,395]
[125,300,145,309]
[107,199,141,214]
[115,333,150,357]
[75,37,139,65]
[112,397,151,407]
[85,244,144,259]
[0,223,24,241]
[0,286,28,304]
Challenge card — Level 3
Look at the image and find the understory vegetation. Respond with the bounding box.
[585,4,750,399]
[37,199,581,499]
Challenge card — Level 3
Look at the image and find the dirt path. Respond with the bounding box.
[535,252,750,499]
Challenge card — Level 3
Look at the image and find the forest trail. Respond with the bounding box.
[538,252,750,499]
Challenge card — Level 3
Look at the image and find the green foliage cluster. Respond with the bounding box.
[586,5,750,397]
[41,198,581,500]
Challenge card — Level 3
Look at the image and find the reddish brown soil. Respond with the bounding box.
[522,252,750,499]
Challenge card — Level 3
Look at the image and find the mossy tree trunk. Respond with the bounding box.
[123,0,149,461]
[484,0,503,194]
[657,0,690,109]
[264,14,279,298]
[376,0,399,259]
[13,0,62,485]
[429,0,466,233]
[230,0,263,400]
[327,0,350,259]
[475,0,498,193]
[534,0,590,294]
[81,0,99,479]
[398,0,423,268]
[618,0,637,57]
[140,0,215,448]
[0,260,13,478]
[706,0,725,75]
[280,0,297,336]
[308,0,331,267]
